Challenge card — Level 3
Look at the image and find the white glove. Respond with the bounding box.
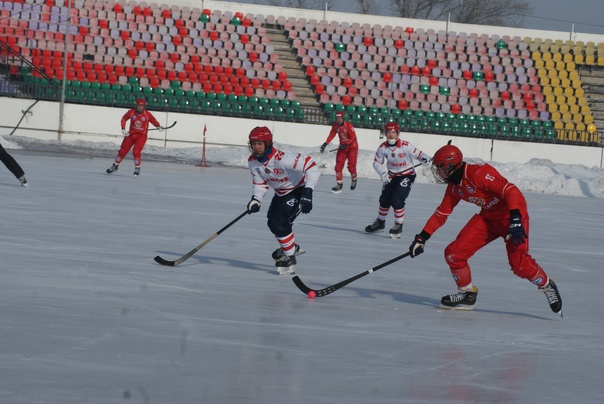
[421,156,432,166]
[158,126,165,132]
[121,129,128,136]
[380,172,390,185]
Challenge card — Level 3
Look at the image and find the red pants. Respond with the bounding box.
[115,134,147,166]
[334,146,358,181]
[444,213,548,288]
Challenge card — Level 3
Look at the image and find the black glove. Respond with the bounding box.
[409,231,430,258]
[338,143,348,151]
[247,197,261,214]
[506,210,527,245]
[300,188,313,214]
[320,143,327,153]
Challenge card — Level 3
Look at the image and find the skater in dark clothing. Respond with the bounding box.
[0,143,27,186]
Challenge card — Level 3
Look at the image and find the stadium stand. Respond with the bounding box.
[0,0,602,144]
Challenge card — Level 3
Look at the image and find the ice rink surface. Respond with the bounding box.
[1,151,603,404]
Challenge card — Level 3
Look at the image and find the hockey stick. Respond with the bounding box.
[154,210,248,266]
[149,121,177,131]
[292,252,411,297]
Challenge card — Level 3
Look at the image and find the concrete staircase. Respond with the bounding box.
[263,24,325,122]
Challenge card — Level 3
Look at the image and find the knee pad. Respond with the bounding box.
[267,217,292,237]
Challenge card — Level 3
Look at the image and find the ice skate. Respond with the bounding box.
[350,178,357,190]
[389,223,403,239]
[365,218,385,233]
[106,163,119,174]
[275,255,296,275]
[331,183,343,194]
[439,285,478,310]
[133,166,140,177]
[539,279,562,316]
[272,244,305,262]
[18,175,28,187]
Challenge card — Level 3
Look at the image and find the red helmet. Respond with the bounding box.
[136,98,147,107]
[335,111,344,119]
[248,126,273,158]
[384,122,400,133]
[431,144,463,183]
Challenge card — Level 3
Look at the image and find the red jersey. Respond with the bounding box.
[121,109,160,136]
[324,121,357,148]
[424,163,527,235]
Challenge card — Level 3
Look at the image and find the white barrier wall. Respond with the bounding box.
[1,98,602,168]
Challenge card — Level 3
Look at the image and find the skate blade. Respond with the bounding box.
[364,230,384,234]
[276,266,296,275]
[437,304,474,311]
[389,233,401,239]
[331,190,343,194]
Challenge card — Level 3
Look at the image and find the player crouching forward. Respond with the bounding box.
[246,126,321,275]
[365,122,431,238]
[408,144,562,316]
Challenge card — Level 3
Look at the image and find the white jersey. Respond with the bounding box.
[248,148,321,201]
[373,139,429,178]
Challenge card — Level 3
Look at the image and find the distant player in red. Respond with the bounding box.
[408,144,562,316]
[320,111,358,193]
[105,98,163,177]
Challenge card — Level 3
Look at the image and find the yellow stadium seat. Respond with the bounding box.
[566,61,576,71]
[573,114,583,124]
[542,86,553,95]
[574,88,585,97]
[558,103,569,113]
[598,57,604,66]
[540,76,550,86]
[570,104,580,114]
[545,60,555,69]
[581,105,591,115]
[561,78,571,88]
[556,61,566,71]
[537,68,548,78]
[575,122,586,131]
[584,115,594,124]
[548,69,558,78]
[563,53,573,62]
[564,122,575,130]
[532,51,542,60]
[585,55,595,64]
[562,112,572,122]
[551,112,561,121]
[552,51,562,61]
[577,97,588,106]
[574,54,584,64]
[554,121,564,129]
[550,77,561,87]
[541,51,552,61]
[549,101,559,111]
[535,59,545,69]
[569,70,579,80]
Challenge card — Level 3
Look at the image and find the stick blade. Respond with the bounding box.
[292,276,313,294]
[154,255,176,266]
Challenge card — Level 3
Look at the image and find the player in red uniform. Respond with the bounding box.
[105,98,163,177]
[408,144,562,316]
[320,111,358,193]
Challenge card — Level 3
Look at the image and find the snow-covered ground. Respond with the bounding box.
[1,136,603,403]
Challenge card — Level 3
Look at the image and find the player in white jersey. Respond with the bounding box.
[246,126,321,275]
[365,122,431,238]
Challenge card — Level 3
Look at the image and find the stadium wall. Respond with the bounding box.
[1,98,602,168]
